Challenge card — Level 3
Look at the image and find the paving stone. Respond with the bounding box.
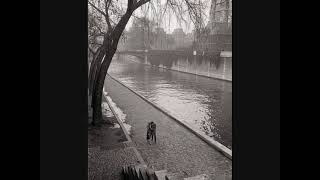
[165,172,184,180]
[155,170,168,180]
[105,76,232,179]
[183,174,209,180]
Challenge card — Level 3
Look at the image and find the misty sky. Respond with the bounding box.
[124,0,212,34]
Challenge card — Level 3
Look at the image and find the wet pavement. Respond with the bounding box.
[88,96,127,149]
[88,96,143,180]
[108,55,232,149]
[104,75,232,179]
[88,146,141,180]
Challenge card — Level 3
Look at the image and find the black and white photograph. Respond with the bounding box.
[40,0,281,179]
[87,0,232,179]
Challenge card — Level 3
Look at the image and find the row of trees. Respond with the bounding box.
[88,0,209,125]
[124,17,179,50]
[125,17,155,50]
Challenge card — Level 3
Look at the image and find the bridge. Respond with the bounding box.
[116,49,223,60]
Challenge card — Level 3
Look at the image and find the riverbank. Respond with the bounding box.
[108,58,232,149]
[88,94,146,180]
[104,75,232,179]
[119,53,232,82]
[108,74,232,159]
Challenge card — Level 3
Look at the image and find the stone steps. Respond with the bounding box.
[154,170,167,180]
[122,165,209,180]
[183,174,209,180]
[165,172,184,180]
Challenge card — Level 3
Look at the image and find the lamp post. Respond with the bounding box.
[193,50,197,74]
[144,49,148,64]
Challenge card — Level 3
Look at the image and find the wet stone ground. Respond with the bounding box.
[105,76,232,179]
[88,146,141,180]
[88,97,142,180]
[88,95,127,149]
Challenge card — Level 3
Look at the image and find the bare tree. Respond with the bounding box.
[88,0,208,125]
[88,12,104,95]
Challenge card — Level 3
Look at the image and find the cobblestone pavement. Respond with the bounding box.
[105,76,232,179]
[88,94,128,149]
[88,146,141,180]
[88,97,142,180]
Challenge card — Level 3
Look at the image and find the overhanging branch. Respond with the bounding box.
[104,0,112,30]
[88,1,107,18]
[135,0,151,9]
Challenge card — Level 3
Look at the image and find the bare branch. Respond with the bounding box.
[127,0,135,12]
[104,0,112,30]
[135,0,151,10]
[88,1,107,18]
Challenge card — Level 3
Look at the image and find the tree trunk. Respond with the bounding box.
[91,9,134,125]
[88,47,103,95]
[92,71,104,125]
[91,40,113,124]
[88,51,97,95]
[92,51,114,125]
[91,47,107,108]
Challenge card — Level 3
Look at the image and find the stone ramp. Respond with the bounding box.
[105,75,232,179]
[122,165,210,180]
[88,93,146,180]
[88,146,142,180]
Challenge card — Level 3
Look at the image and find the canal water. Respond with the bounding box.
[108,55,232,149]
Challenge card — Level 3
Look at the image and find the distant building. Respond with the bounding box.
[195,0,232,53]
[125,23,147,50]
[184,32,194,49]
[172,28,186,49]
[152,27,168,50]
[207,0,232,34]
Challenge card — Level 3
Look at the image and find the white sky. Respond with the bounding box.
[124,0,212,34]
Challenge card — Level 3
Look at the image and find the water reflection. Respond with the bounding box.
[108,55,232,149]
